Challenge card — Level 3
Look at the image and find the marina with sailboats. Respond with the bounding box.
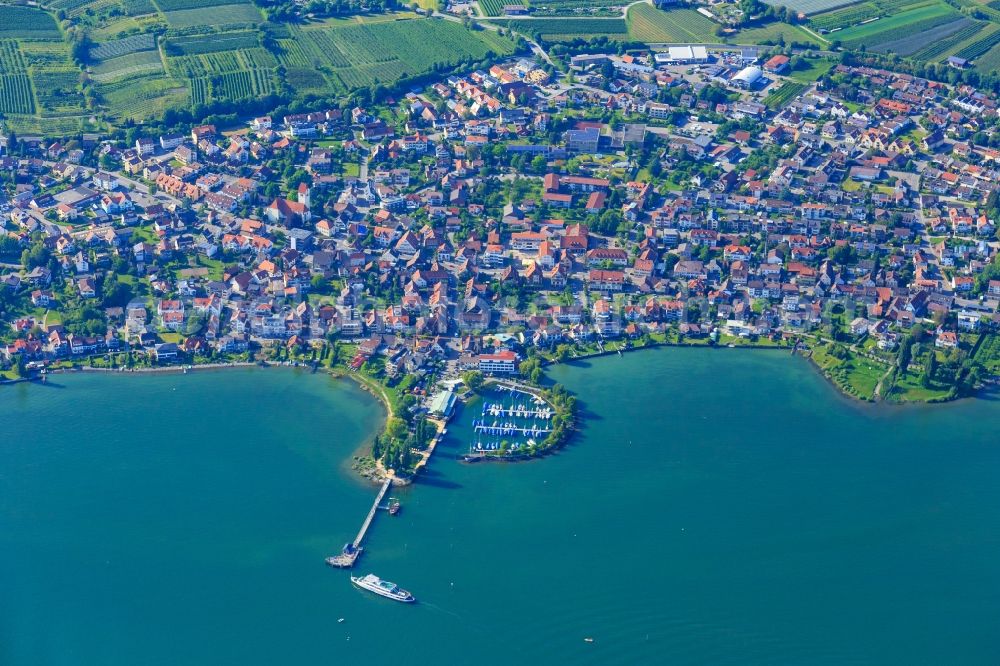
[467,385,557,457]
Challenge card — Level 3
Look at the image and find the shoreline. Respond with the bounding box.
[6,339,983,410]
[339,371,413,486]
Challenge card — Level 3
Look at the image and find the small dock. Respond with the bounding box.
[473,421,552,436]
[482,406,553,419]
[326,478,392,568]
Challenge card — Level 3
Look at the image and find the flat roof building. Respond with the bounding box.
[655,45,709,65]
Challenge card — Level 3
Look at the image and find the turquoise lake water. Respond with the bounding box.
[2,351,998,664]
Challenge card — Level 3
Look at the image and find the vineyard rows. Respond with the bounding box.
[0,40,28,74]
[170,48,276,78]
[161,3,262,29]
[91,50,164,82]
[154,0,248,11]
[34,69,86,114]
[972,40,1000,70]
[496,17,628,38]
[284,68,328,93]
[90,33,157,61]
[44,0,95,14]
[0,6,61,39]
[122,0,158,15]
[870,17,972,56]
[810,0,934,32]
[479,0,520,16]
[627,6,720,43]
[190,76,209,106]
[301,31,358,67]
[908,20,983,61]
[764,81,808,109]
[336,61,411,89]
[168,31,259,55]
[213,69,275,101]
[98,72,187,120]
[955,26,1000,60]
[0,75,36,115]
[836,4,960,50]
[762,0,856,16]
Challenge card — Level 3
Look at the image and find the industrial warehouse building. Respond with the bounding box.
[654,45,709,65]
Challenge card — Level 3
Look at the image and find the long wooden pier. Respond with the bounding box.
[325,478,392,568]
[354,477,392,548]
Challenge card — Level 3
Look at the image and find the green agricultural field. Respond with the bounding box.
[166,46,279,105]
[973,38,1000,70]
[972,333,1000,375]
[786,57,835,81]
[833,1,960,49]
[764,0,857,15]
[161,3,263,28]
[90,14,167,41]
[122,0,159,15]
[154,0,230,9]
[3,11,516,135]
[492,17,629,40]
[626,5,721,43]
[869,16,972,56]
[89,33,158,60]
[0,6,61,39]
[525,0,628,14]
[479,0,521,16]
[955,23,1000,62]
[96,72,188,122]
[735,21,825,47]
[166,30,260,55]
[908,19,985,61]
[91,50,165,82]
[809,0,933,32]
[281,16,517,92]
[764,80,808,108]
[0,74,36,115]
[1,33,93,131]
